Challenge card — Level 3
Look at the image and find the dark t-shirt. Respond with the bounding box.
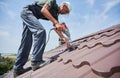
[28,0,59,20]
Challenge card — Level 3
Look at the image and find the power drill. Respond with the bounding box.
[54,22,72,49]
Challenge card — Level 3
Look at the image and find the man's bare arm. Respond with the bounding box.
[41,4,58,25]
[41,3,67,41]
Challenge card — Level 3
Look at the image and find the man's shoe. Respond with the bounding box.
[13,67,31,78]
[31,60,51,71]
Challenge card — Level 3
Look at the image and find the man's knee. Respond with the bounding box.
[37,28,46,36]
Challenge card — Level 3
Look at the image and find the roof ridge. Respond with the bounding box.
[73,24,120,42]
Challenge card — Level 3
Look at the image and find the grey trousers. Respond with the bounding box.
[14,7,46,70]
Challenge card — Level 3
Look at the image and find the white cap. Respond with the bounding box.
[63,1,72,12]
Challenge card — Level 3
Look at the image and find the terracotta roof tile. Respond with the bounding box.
[4,24,120,78]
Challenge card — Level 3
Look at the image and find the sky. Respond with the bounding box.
[0,0,120,54]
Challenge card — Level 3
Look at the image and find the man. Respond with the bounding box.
[13,0,71,77]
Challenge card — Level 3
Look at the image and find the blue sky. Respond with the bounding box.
[0,0,120,54]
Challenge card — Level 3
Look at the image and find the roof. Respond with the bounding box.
[4,24,120,78]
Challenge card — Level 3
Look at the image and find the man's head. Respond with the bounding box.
[59,2,72,14]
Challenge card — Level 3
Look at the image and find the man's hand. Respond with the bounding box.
[55,23,63,31]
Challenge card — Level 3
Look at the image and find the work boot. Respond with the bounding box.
[31,60,51,71]
[13,67,32,78]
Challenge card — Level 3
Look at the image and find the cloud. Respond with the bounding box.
[87,0,95,6]
[83,15,90,23]
[81,10,109,33]
[102,0,120,15]
[0,30,10,37]
[7,10,17,20]
[0,1,7,11]
[82,0,120,29]
[0,1,17,20]
[0,1,7,7]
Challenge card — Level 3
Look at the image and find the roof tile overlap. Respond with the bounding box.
[5,24,120,78]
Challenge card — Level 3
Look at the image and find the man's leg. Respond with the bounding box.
[20,7,51,71]
[14,22,32,70]
[20,7,46,62]
[13,22,32,77]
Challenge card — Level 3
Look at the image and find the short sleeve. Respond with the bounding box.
[46,0,56,8]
